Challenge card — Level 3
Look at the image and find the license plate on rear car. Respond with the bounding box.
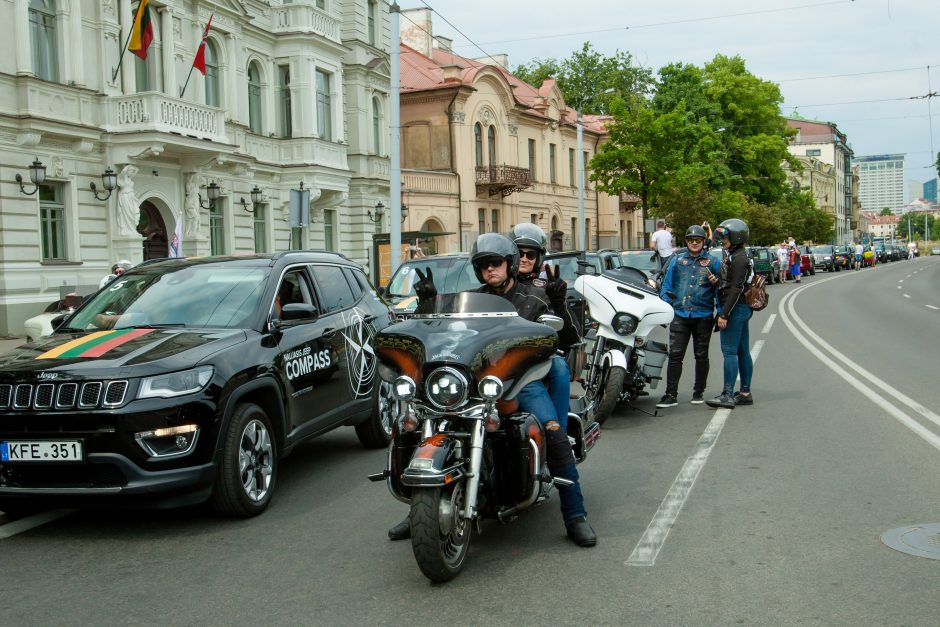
[0,441,83,462]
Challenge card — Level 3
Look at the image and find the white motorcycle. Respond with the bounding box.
[574,267,675,424]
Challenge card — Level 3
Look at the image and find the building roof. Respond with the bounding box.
[866,214,901,225]
[399,44,608,134]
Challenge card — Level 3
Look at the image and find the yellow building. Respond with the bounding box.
[376,9,638,282]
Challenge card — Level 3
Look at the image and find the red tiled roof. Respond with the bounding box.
[399,44,606,134]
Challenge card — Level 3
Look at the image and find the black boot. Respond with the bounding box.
[565,517,597,547]
[388,517,410,541]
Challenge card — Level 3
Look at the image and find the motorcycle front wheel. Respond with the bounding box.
[589,364,626,425]
[410,483,470,582]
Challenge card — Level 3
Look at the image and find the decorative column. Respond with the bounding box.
[119,0,134,93]
[160,6,176,97]
[67,0,85,86]
[14,0,31,75]
[225,32,238,120]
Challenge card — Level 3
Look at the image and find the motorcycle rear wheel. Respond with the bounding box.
[590,364,626,425]
[410,483,470,582]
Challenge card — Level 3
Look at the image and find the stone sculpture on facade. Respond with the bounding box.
[116,165,141,237]
[184,174,203,238]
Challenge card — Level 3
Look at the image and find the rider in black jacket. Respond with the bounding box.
[706,219,755,409]
[387,234,597,547]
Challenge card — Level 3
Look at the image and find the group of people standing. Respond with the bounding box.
[656,219,755,410]
[775,239,803,283]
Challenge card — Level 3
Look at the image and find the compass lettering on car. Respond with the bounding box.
[342,307,377,398]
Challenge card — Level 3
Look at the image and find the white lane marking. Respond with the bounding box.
[927,305,939,310]
[897,286,902,289]
[627,339,763,567]
[0,509,73,539]
[761,314,777,334]
[904,294,911,299]
[907,275,912,278]
[899,280,904,283]
[779,286,940,448]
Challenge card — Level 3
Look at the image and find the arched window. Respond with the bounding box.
[372,97,382,155]
[487,125,496,166]
[247,62,263,133]
[29,0,57,81]
[204,40,220,107]
[551,215,558,233]
[474,123,483,167]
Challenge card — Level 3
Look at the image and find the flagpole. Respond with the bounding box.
[180,14,213,99]
[111,1,144,82]
[179,65,197,99]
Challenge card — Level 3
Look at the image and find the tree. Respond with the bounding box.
[879,207,894,216]
[512,58,562,92]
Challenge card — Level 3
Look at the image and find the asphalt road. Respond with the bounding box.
[2,258,938,625]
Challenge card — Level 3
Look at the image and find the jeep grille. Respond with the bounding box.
[0,381,130,411]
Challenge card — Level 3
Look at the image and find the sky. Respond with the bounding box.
[398,0,940,190]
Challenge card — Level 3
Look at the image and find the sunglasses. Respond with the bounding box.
[475,258,505,270]
[519,249,539,260]
[686,238,705,244]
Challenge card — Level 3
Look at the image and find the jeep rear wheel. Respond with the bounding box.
[210,403,277,518]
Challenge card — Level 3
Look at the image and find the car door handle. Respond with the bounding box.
[322,328,337,339]
[363,314,377,324]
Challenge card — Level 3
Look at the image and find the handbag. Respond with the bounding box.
[743,274,769,311]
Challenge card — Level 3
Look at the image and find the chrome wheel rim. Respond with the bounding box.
[438,483,468,566]
[378,381,395,437]
[239,419,273,502]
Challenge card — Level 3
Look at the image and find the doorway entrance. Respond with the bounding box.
[137,201,168,260]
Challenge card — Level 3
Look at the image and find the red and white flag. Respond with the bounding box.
[192,15,214,75]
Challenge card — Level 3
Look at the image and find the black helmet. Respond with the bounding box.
[685,225,707,240]
[471,233,520,283]
[508,223,548,268]
[714,218,749,247]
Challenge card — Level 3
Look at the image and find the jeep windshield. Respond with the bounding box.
[65,265,270,331]
[387,258,480,297]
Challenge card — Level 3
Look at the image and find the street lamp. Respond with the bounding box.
[90,167,118,201]
[15,157,47,196]
[368,201,385,223]
[401,204,410,223]
[199,181,221,210]
[237,185,264,213]
[577,88,615,250]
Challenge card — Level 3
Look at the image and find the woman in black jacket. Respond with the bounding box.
[706,219,755,409]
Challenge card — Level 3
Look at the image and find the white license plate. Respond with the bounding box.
[1,440,83,462]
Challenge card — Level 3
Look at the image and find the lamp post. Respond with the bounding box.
[237,186,263,213]
[577,88,615,250]
[368,201,385,223]
[90,167,118,201]
[199,181,221,210]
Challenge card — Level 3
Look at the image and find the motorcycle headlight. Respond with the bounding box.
[612,312,639,336]
[138,366,213,399]
[425,367,468,410]
[391,376,416,401]
[478,375,503,401]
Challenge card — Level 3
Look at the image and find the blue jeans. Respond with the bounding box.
[719,305,753,394]
[546,355,571,431]
[516,381,586,522]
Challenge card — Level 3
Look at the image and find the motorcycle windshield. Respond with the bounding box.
[412,291,518,316]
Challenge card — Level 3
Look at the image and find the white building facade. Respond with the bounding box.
[855,154,905,214]
[0,0,390,337]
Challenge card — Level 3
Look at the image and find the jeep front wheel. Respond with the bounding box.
[210,403,277,518]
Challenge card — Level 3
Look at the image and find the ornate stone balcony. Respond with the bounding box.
[104,93,227,144]
[475,165,530,197]
[404,170,458,195]
[272,4,341,42]
[241,134,348,171]
[619,192,640,211]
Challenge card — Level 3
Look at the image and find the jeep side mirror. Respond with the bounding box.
[281,303,319,321]
[576,261,597,276]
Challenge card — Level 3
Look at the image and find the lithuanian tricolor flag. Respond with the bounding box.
[36,329,155,360]
[128,0,154,60]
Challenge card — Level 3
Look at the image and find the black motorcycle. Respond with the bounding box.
[369,292,600,582]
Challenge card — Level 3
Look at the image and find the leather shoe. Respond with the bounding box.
[565,517,597,547]
[388,518,410,541]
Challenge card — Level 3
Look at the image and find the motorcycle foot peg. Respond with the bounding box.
[552,476,575,488]
[367,470,390,482]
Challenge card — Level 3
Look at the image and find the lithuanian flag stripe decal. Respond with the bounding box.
[36,328,155,360]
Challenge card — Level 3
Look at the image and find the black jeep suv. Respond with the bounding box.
[0,253,395,517]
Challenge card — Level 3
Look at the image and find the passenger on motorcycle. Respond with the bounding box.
[509,223,582,430]
[657,225,721,408]
[389,233,597,547]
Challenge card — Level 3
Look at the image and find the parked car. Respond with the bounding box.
[748,247,781,283]
[620,249,662,288]
[931,247,940,256]
[584,248,624,274]
[799,246,816,276]
[833,245,854,269]
[811,245,840,272]
[873,245,888,263]
[0,253,395,517]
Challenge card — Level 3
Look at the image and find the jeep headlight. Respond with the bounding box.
[138,366,214,399]
[425,367,468,410]
[612,312,639,336]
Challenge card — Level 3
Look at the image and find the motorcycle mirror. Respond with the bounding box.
[537,314,564,332]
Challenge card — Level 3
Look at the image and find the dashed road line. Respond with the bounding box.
[927,305,939,310]
[761,314,777,334]
[0,510,73,540]
[904,294,911,299]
